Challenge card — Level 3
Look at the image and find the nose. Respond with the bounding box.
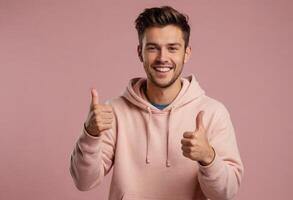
[157,48,168,62]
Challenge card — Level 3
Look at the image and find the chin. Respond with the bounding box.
[153,79,175,89]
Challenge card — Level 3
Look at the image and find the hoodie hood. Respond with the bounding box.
[122,74,205,167]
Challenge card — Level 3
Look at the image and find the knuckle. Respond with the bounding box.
[93,104,99,110]
[190,140,196,146]
[96,115,102,121]
[97,121,103,127]
[102,104,109,109]
[93,110,99,116]
[95,118,99,123]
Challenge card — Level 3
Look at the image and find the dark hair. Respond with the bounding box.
[135,6,191,49]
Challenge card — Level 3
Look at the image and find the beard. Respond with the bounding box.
[144,58,185,89]
[149,65,183,88]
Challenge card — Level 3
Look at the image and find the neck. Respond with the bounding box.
[145,78,182,105]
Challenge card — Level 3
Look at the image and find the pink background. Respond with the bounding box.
[0,0,292,199]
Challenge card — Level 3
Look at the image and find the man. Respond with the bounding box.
[70,6,244,200]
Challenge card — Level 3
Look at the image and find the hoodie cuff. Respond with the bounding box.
[81,123,103,146]
[198,152,225,178]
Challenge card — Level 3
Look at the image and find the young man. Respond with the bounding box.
[70,6,244,200]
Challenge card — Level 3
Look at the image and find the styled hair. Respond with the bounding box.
[135,6,191,49]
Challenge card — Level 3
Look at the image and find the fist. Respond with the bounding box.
[181,111,215,166]
[84,88,114,137]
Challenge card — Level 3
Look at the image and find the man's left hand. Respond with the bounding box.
[181,111,215,166]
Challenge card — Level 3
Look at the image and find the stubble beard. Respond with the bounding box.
[145,59,185,89]
[149,65,183,89]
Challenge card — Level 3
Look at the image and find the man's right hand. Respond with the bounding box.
[84,88,114,137]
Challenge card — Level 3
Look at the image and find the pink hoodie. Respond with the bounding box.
[70,74,244,200]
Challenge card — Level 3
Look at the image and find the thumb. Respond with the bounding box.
[195,111,204,132]
[91,88,99,105]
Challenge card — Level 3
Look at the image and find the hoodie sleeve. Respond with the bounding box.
[197,104,244,200]
[69,110,117,191]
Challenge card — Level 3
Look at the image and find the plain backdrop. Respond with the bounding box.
[0,0,292,199]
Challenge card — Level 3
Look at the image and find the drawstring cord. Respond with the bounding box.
[146,106,152,164]
[145,106,175,167]
[166,106,175,167]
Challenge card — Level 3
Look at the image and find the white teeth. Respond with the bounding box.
[154,67,171,72]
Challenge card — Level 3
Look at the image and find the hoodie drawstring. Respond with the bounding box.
[146,106,152,164]
[166,106,175,167]
[145,106,175,167]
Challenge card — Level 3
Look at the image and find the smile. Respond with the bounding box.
[153,66,173,73]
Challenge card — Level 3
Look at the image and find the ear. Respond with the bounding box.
[137,45,143,62]
[183,46,191,64]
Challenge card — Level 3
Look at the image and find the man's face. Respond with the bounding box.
[138,25,191,88]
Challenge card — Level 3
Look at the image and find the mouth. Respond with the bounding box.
[153,66,174,73]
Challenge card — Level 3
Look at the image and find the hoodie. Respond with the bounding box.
[70,74,244,200]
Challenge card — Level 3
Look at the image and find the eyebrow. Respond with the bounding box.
[145,42,182,47]
[168,43,182,47]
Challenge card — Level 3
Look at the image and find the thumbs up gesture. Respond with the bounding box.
[181,111,215,166]
[84,88,114,137]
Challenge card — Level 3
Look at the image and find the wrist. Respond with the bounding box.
[84,122,101,137]
[199,146,216,166]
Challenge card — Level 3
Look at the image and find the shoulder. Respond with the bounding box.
[201,95,230,116]
[105,96,133,111]
[198,95,233,131]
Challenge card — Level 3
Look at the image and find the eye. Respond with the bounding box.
[168,47,178,52]
[146,46,157,51]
